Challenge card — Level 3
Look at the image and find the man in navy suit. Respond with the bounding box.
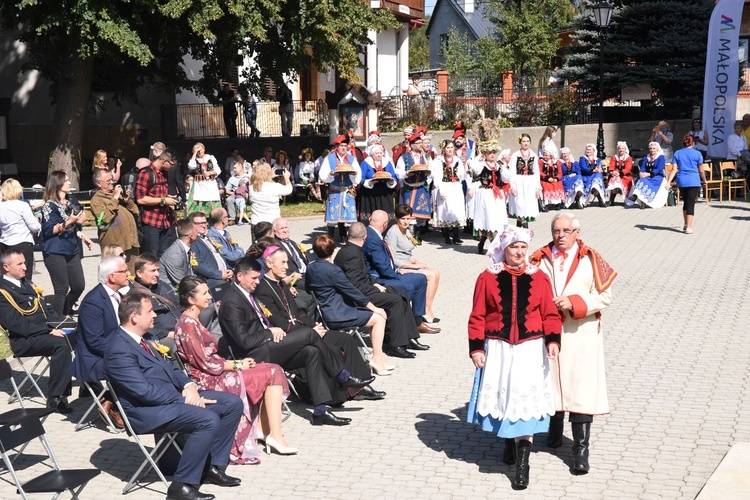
[74,255,129,426]
[206,208,245,268]
[189,212,233,289]
[105,293,242,500]
[362,210,440,333]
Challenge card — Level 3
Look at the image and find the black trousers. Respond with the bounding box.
[44,252,85,316]
[9,332,75,398]
[252,325,343,406]
[141,225,174,258]
[681,186,700,216]
[552,411,593,424]
[365,289,416,347]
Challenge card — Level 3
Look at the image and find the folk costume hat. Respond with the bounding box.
[453,121,467,139]
[403,125,415,135]
[487,225,534,264]
[332,134,350,145]
[478,140,499,154]
[408,133,423,144]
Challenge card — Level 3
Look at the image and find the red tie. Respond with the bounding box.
[555,251,568,271]
[140,339,155,357]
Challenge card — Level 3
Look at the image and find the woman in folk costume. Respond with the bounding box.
[625,141,669,209]
[453,122,475,234]
[578,144,607,208]
[606,141,634,206]
[467,225,561,490]
[430,140,467,245]
[538,148,564,211]
[319,134,361,243]
[395,133,432,237]
[507,134,540,228]
[469,140,509,255]
[296,148,322,201]
[358,144,398,221]
[186,142,222,213]
[365,130,390,160]
[560,147,584,209]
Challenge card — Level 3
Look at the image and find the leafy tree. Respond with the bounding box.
[409,15,430,72]
[0,0,396,183]
[562,0,713,116]
[441,25,475,77]
[484,0,577,78]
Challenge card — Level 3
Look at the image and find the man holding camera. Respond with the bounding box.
[91,169,140,274]
[136,150,179,258]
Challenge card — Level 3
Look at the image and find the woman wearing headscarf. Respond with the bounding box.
[358,144,398,221]
[430,140,467,244]
[578,144,606,208]
[467,225,561,489]
[559,147,584,209]
[606,141,634,206]
[626,142,669,209]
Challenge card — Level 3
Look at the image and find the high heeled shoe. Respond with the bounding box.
[264,435,298,455]
[369,360,392,376]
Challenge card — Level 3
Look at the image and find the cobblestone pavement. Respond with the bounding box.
[1,200,749,499]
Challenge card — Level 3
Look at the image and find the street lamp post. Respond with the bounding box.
[593,2,613,160]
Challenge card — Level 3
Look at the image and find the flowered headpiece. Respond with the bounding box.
[487,225,534,264]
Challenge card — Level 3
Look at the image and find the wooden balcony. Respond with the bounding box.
[370,0,425,22]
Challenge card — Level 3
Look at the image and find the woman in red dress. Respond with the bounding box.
[538,149,564,211]
[606,141,634,206]
[175,276,296,463]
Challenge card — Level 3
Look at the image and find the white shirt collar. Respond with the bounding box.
[3,275,22,288]
[120,326,145,345]
[179,240,191,252]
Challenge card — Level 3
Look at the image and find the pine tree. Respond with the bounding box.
[563,0,713,117]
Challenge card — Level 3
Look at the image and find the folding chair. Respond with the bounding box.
[310,291,372,355]
[74,380,123,433]
[109,386,182,494]
[0,359,56,466]
[702,163,722,204]
[720,160,748,201]
[0,326,49,404]
[0,415,100,500]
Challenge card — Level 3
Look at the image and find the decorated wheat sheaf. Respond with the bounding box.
[471,118,503,143]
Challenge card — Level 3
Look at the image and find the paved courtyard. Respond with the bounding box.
[1,199,749,499]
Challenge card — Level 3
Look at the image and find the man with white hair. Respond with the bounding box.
[74,255,130,426]
[530,212,616,475]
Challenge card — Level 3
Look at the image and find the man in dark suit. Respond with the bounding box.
[105,293,242,500]
[74,255,129,426]
[160,218,196,289]
[362,210,440,333]
[188,212,233,289]
[272,217,315,315]
[207,208,245,268]
[256,247,385,401]
[335,222,430,356]
[218,257,373,426]
[0,250,74,413]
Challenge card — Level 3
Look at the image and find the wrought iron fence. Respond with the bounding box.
[379,85,593,130]
[160,100,329,140]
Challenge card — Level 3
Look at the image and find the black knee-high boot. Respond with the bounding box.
[326,225,335,239]
[337,223,347,244]
[571,422,591,473]
[547,411,565,448]
[451,227,462,244]
[515,439,531,489]
[502,438,517,465]
[477,235,487,255]
[538,198,548,212]
[442,228,451,244]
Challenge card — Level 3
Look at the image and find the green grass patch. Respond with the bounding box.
[280,200,327,218]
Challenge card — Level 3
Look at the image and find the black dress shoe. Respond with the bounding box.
[167,482,215,500]
[339,374,376,389]
[385,346,416,358]
[407,339,430,351]
[47,397,73,414]
[202,465,241,487]
[353,385,387,400]
[311,410,351,426]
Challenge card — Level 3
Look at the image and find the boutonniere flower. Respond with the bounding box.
[211,239,223,250]
[227,236,237,246]
[259,301,272,317]
[153,341,170,360]
[298,244,307,253]
[189,252,198,267]
[33,286,44,296]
